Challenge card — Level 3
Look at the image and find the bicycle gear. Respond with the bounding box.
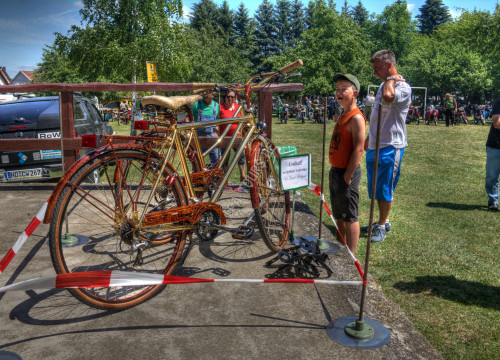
[196,209,220,241]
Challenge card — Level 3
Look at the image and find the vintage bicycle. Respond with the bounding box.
[43,60,303,310]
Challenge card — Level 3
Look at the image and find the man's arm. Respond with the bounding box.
[493,114,500,129]
[382,74,406,103]
[344,114,366,184]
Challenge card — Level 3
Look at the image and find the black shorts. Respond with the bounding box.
[329,166,361,222]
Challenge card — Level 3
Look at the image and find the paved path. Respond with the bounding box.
[0,182,443,359]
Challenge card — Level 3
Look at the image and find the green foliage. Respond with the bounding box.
[268,4,372,96]
[400,35,491,100]
[275,0,292,53]
[368,0,418,61]
[254,0,280,71]
[415,0,451,35]
[184,28,251,84]
[351,1,370,27]
[289,0,306,47]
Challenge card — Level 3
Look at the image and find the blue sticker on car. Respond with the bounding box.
[18,152,28,164]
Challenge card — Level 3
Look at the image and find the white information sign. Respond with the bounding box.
[279,154,311,191]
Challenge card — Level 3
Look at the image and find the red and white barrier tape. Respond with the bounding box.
[0,197,50,274]
[0,270,363,293]
[308,183,365,279]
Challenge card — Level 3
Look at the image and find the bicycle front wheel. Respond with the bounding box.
[248,139,291,252]
[49,148,188,310]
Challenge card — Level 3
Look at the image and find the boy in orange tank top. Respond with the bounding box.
[328,74,366,254]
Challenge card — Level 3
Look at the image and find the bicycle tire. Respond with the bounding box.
[49,148,188,310]
[248,139,291,252]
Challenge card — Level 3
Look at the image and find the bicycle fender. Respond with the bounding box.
[43,144,159,224]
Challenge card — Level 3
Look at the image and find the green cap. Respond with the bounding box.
[332,73,360,92]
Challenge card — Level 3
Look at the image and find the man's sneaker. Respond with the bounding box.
[488,203,499,211]
[370,224,386,243]
[361,220,391,232]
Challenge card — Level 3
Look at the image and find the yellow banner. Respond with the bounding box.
[146,61,158,83]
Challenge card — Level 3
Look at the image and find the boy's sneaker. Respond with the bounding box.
[488,202,498,211]
[361,220,391,232]
[370,224,386,243]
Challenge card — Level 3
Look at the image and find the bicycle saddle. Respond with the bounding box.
[142,95,202,111]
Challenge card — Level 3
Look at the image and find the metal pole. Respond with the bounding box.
[318,97,328,241]
[358,102,383,322]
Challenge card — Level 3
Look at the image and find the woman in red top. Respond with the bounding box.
[219,91,246,181]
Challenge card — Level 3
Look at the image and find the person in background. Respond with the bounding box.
[444,93,457,127]
[362,49,411,243]
[219,90,247,182]
[329,73,366,254]
[364,91,375,120]
[191,91,220,165]
[485,99,500,211]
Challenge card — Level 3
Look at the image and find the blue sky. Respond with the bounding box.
[0,0,496,79]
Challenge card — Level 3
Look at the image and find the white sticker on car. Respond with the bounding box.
[1,155,8,164]
[40,150,62,160]
[38,131,61,139]
[37,132,62,159]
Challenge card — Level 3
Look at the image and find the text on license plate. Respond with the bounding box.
[7,169,42,179]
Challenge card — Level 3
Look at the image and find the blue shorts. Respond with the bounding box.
[366,146,404,201]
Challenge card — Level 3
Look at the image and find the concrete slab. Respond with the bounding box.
[0,182,443,359]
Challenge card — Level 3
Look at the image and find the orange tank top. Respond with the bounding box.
[329,107,365,168]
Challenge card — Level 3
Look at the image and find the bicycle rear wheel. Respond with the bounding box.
[248,139,291,252]
[49,148,188,310]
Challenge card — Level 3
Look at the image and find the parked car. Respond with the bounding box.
[0,95,113,182]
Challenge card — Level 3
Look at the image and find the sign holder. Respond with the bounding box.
[278,152,337,254]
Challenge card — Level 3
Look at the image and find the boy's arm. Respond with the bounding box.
[344,114,366,185]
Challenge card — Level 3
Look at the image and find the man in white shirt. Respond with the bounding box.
[362,49,411,243]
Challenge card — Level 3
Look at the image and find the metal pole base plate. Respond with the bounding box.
[326,316,391,349]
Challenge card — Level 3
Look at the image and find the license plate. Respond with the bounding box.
[7,168,43,180]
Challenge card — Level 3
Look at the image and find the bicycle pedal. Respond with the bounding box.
[231,225,254,240]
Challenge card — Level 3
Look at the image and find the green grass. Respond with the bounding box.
[270,116,499,360]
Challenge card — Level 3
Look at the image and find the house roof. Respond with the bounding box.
[0,67,11,85]
[21,71,34,80]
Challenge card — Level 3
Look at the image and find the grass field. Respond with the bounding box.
[270,116,499,360]
[110,116,499,359]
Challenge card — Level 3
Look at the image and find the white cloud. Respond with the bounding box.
[407,3,416,14]
[449,8,463,19]
[182,5,192,21]
[0,18,30,33]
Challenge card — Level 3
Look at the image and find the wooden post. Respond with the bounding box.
[59,91,76,172]
[258,90,274,139]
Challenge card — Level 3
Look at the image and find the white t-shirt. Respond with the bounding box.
[368,81,411,150]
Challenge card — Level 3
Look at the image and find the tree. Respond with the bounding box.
[416,0,451,35]
[399,35,491,101]
[368,0,418,61]
[189,0,221,32]
[218,1,236,44]
[184,27,250,84]
[34,44,84,84]
[351,1,370,27]
[289,0,306,47]
[275,0,292,53]
[267,6,372,96]
[341,0,351,17]
[44,0,187,85]
[254,0,279,71]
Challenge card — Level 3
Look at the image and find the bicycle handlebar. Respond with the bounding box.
[190,59,303,94]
